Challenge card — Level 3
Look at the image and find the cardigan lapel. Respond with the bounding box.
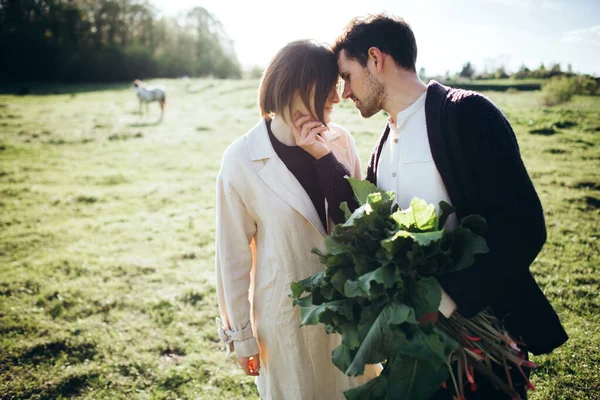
[247,119,327,237]
[424,80,462,211]
[367,124,391,185]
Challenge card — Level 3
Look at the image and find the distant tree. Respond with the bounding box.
[459,62,475,79]
[419,67,426,80]
[512,64,531,79]
[532,63,550,79]
[495,66,509,79]
[549,63,563,77]
[0,0,242,82]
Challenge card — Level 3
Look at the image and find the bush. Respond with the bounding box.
[541,75,599,106]
[541,76,576,106]
[572,75,599,95]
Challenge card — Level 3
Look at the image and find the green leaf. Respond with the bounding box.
[343,203,373,227]
[330,266,355,295]
[410,198,439,231]
[300,300,354,326]
[447,226,489,272]
[345,302,413,375]
[381,230,413,257]
[325,235,355,255]
[390,198,439,232]
[343,374,388,400]
[347,177,385,206]
[340,201,352,221]
[338,322,361,350]
[390,208,415,230]
[295,270,325,292]
[438,200,456,229]
[385,355,449,400]
[387,301,414,325]
[382,230,443,262]
[365,191,395,216]
[410,277,442,319]
[460,214,488,236]
[409,230,444,247]
[290,282,305,299]
[292,294,313,308]
[311,247,331,265]
[344,264,397,298]
[351,253,379,277]
[393,327,454,365]
[332,343,355,372]
[324,253,354,277]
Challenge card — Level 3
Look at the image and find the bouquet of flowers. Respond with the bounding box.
[290,178,535,400]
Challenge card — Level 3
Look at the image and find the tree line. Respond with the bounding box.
[456,61,595,81]
[0,0,242,83]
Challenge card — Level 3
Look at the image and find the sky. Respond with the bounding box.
[153,0,600,77]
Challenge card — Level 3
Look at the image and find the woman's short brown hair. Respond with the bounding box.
[259,40,338,125]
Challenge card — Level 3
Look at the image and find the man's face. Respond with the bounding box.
[337,50,385,118]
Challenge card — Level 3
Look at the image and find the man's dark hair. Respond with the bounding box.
[333,14,417,71]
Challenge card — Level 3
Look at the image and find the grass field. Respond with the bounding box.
[0,78,599,400]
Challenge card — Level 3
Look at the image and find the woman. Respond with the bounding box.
[215,40,380,399]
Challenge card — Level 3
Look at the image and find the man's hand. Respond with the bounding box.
[292,111,331,159]
[237,353,260,376]
[418,311,440,325]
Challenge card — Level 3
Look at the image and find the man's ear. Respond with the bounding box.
[367,47,384,73]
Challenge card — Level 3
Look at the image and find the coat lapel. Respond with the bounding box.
[247,119,327,237]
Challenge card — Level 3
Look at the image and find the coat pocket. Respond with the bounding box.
[264,269,299,326]
[254,269,278,317]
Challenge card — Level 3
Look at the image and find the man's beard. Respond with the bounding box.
[356,70,385,118]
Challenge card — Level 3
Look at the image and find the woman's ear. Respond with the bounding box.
[368,47,384,73]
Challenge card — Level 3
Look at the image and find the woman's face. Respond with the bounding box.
[292,84,341,125]
[322,85,341,124]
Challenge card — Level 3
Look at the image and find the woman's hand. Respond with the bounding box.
[292,111,331,159]
[237,353,260,376]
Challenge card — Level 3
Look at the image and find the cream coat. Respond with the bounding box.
[215,119,381,399]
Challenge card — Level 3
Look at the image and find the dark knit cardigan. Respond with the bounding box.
[321,81,567,355]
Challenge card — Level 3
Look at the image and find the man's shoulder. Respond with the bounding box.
[427,80,499,119]
[445,86,493,109]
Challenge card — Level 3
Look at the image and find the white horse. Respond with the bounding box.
[133,79,167,121]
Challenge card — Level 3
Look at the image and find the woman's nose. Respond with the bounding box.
[331,90,341,104]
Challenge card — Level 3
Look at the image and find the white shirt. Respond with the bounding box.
[377,90,457,317]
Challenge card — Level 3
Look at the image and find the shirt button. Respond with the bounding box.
[394,138,399,143]
[392,172,396,177]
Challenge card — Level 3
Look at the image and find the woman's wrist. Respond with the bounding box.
[304,145,330,160]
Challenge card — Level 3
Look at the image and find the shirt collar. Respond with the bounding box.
[387,90,428,133]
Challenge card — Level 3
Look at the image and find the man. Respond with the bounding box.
[300,13,567,399]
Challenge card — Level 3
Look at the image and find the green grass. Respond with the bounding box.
[1,79,599,399]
